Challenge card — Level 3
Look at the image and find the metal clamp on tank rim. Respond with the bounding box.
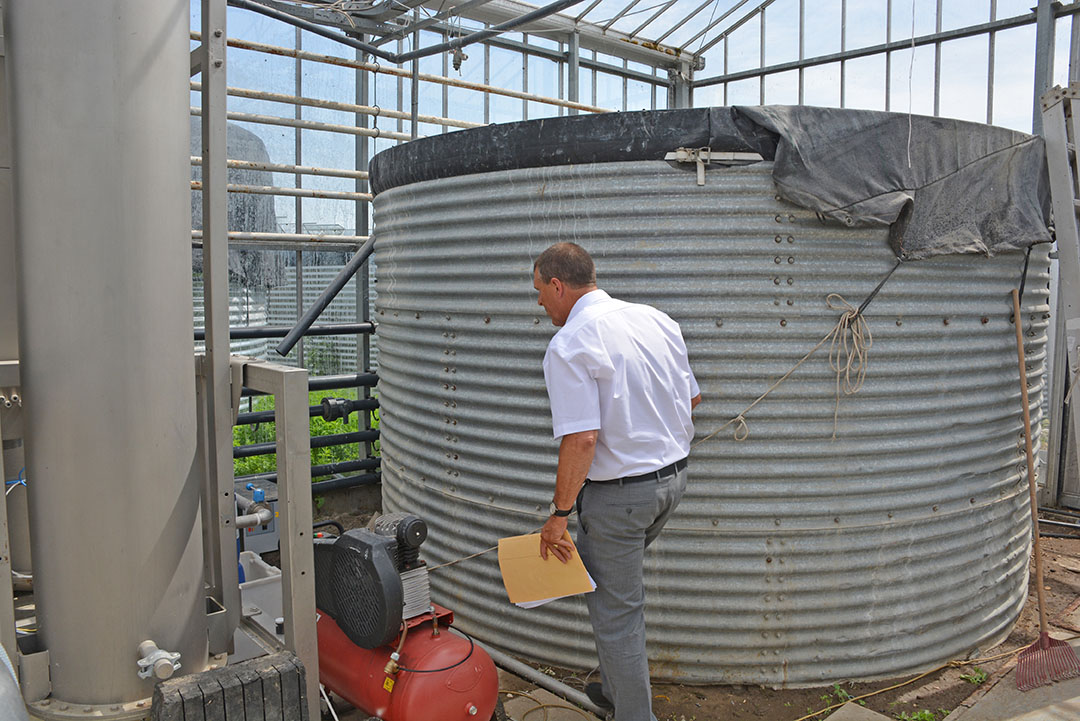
[664,147,764,186]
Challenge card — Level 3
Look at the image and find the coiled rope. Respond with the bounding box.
[693,291,874,447]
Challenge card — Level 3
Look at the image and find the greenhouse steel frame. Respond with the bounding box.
[193,0,1080,509]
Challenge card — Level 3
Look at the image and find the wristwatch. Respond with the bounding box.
[549,501,573,517]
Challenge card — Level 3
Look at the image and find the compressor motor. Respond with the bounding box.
[314,513,500,721]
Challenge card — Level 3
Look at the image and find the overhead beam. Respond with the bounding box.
[421,0,692,69]
[373,0,496,46]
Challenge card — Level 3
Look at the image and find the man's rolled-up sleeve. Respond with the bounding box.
[543,347,601,439]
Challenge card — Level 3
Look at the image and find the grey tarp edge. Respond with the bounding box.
[367,106,1052,260]
[734,106,1053,260]
[367,108,778,195]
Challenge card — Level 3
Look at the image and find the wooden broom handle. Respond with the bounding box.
[1013,288,1047,635]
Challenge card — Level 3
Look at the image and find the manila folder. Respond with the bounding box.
[497,532,594,606]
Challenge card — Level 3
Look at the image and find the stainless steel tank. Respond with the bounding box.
[6,0,208,707]
[373,159,1048,685]
[0,3,30,583]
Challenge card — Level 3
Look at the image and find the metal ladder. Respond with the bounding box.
[1041,84,1080,506]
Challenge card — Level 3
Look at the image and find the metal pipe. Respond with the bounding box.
[1039,506,1080,520]
[276,235,377,357]
[236,458,380,485]
[191,33,611,114]
[226,0,589,66]
[234,430,379,459]
[191,155,368,180]
[235,398,379,426]
[190,229,366,251]
[195,322,375,341]
[397,0,589,63]
[227,0,391,59]
[313,519,345,535]
[241,372,379,398]
[190,81,483,130]
[235,505,275,529]
[1038,518,1080,531]
[190,179,372,202]
[189,105,414,142]
[476,639,606,718]
[310,473,381,493]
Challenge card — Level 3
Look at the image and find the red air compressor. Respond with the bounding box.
[313,514,501,721]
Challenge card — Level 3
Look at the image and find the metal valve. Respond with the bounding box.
[452,48,468,71]
[137,640,181,680]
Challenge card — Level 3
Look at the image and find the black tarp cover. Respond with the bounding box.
[368,106,1051,260]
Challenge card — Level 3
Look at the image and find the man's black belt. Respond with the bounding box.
[589,457,687,485]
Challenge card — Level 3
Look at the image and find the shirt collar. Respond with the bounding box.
[565,288,610,326]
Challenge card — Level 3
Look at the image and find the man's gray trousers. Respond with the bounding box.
[575,465,687,721]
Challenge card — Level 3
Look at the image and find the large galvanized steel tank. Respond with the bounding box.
[371,132,1049,685]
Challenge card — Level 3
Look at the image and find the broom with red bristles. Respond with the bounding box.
[1012,288,1080,691]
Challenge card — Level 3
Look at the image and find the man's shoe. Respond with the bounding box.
[584,682,614,715]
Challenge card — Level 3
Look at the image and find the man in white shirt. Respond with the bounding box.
[532,242,701,721]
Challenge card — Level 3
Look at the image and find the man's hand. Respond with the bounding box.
[540,514,572,563]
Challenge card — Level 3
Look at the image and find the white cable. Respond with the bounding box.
[695,0,724,55]
[320,684,341,721]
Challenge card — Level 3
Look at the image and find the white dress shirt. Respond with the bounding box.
[542,289,699,481]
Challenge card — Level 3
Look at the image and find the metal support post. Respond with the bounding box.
[242,361,318,721]
[356,45,372,463]
[933,0,942,117]
[669,59,691,109]
[1034,0,1056,135]
[200,0,240,644]
[295,27,305,367]
[567,31,579,115]
[410,9,420,140]
[1072,7,1080,83]
[1047,287,1068,506]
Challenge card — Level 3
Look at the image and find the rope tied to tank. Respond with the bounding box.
[693,260,901,446]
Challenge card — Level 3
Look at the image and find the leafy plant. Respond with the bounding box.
[895,710,947,721]
[820,683,853,706]
[959,667,988,685]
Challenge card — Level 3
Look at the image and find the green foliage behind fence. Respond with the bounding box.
[232,388,380,480]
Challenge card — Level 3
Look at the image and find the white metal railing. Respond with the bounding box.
[190,229,367,251]
[190,180,372,203]
[190,156,369,180]
[188,105,414,142]
[190,81,484,130]
[191,32,612,115]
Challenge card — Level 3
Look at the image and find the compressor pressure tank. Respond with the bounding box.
[317,608,497,721]
[314,526,499,720]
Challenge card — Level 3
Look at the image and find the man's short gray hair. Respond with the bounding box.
[533,242,596,288]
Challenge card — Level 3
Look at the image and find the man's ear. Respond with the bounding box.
[550,277,564,296]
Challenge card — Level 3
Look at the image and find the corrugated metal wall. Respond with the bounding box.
[372,160,1050,686]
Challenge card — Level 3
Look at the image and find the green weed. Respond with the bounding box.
[959,667,988,685]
